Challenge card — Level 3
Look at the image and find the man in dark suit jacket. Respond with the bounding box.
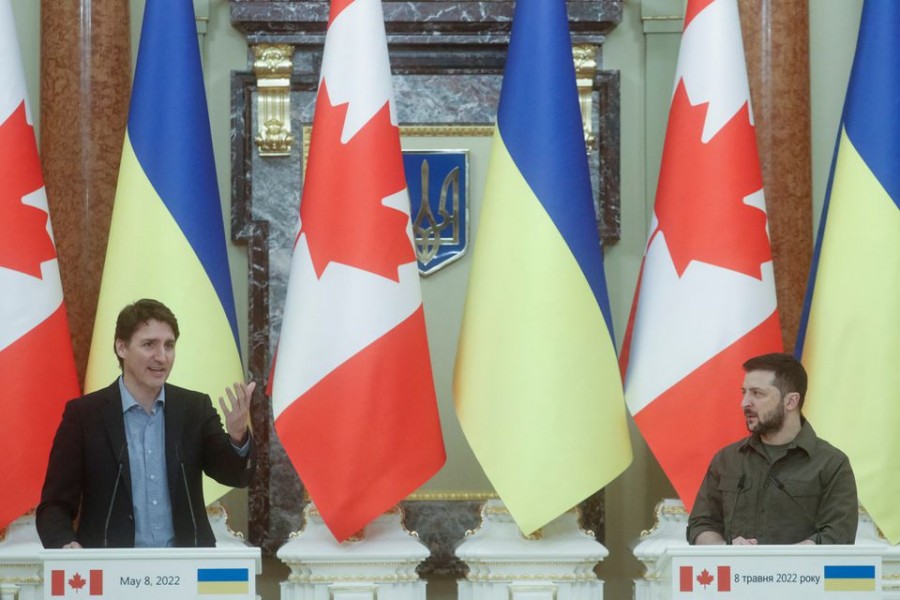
[37,299,255,548]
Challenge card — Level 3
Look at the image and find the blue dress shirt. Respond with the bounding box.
[119,377,175,547]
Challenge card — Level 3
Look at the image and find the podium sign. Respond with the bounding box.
[669,547,881,599]
[40,547,260,599]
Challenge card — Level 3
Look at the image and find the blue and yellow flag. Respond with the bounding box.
[453,0,632,534]
[197,568,250,595]
[797,0,900,543]
[85,0,244,502]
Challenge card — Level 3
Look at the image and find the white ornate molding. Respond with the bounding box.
[278,504,429,600]
[0,514,48,600]
[456,499,608,600]
[208,501,253,547]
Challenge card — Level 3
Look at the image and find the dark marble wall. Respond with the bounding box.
[229,0,623,571]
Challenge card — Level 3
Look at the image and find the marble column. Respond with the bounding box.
[739,0,813,352]
[40,1,131,381]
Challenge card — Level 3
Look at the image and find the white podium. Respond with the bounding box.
[456,499,608,600]
[633,499,900,600]
[665,545,881,599]
[0,504,259,600]
[41,547,261,599]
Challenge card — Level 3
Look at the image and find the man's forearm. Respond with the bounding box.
[694,530,727,545]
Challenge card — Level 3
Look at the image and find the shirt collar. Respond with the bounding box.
[741,418,816,456]
[792,418,817,453]
[118,376,166,413]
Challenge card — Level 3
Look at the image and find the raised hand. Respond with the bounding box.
[219,381,256,444]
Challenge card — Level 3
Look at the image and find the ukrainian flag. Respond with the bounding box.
[453,0,632,534]
[823,565,877,592]
[85,0,244,502]
[797,0,900,542]
[197,568,250,595]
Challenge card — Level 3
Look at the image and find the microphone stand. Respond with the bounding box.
[104,444,128,548]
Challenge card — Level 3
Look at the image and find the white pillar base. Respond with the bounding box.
[455,499,608,600]
[0,514,45,600]
[277,504,430,600]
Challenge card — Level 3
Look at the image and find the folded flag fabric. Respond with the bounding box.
[798,0,900,543]
[0,0,80,529]
[269,0,446,541]
[620,0,782,509]
[84,0,246,504]
[453,0,631,534]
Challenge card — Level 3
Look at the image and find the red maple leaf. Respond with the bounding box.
[68,572,87,591]
[0,101,56,278]
[301,81,414,282]
[684,0,716,28]
[697,568,715,589]
[654,80,772,280]
[328,0,354,24]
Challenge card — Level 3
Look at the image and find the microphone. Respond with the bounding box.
[724,473,746,545]
[176,445,199,547]
[768,475,820,541]
[104,443,127,548]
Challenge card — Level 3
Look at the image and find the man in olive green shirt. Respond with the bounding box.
[687,353,857,545]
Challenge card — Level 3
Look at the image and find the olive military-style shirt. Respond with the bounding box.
[687,420,858,545]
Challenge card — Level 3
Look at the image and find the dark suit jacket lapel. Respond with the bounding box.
[99,380,132,501]
[164,384,185,503]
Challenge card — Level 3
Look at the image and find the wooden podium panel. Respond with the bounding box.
[40,547,260,599]
[666,546,882,599]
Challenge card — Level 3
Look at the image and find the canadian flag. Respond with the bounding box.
[620,0,782,508]
[680,565,732,592]
[269,0,446,541]
[50,570,103,597]
[0,0,80,529]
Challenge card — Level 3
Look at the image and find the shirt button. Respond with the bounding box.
[152,500,158,506]
[150,475,155,480]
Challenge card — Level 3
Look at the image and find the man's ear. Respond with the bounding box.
[115,339,126,359]
[784,391,801,411]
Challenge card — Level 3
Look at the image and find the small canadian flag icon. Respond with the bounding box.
[680,565,732,592]
[50,569,103,596]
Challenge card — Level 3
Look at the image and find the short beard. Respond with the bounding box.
[748,399,786,436]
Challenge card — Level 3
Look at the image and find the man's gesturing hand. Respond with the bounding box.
[219,381,256,445]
